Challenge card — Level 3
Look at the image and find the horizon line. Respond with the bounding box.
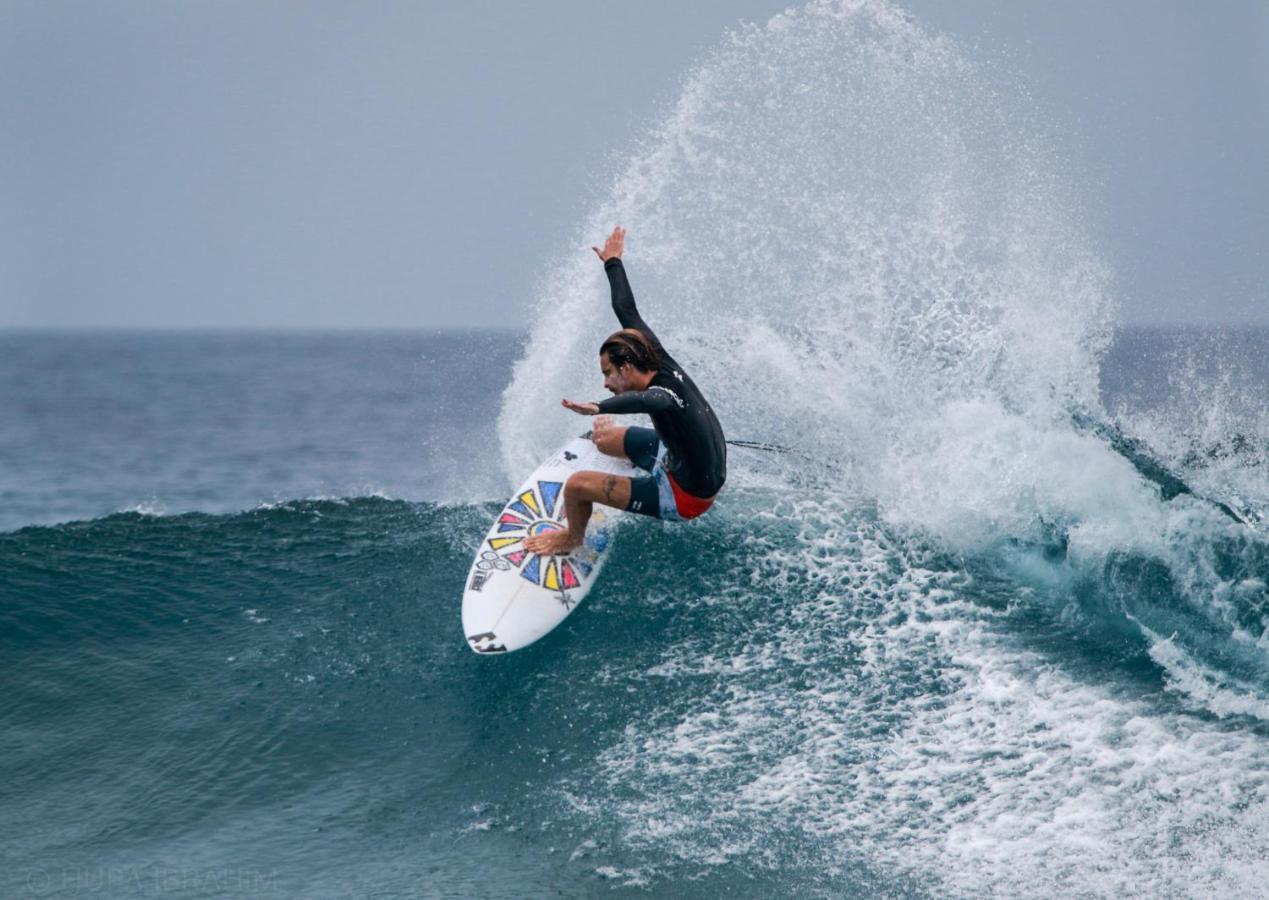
[2,321,1267,335]
[0,325,521,335]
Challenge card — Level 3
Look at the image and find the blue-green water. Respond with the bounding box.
[3,328,1269,898]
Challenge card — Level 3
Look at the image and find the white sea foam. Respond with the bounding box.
[1138,619,1269,722]
[875,397,1166,554]
[1112,332,1269,520]
[120,501,168,517]
[566,498,1269,896]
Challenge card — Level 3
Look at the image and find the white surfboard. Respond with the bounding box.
[462,431,635,654]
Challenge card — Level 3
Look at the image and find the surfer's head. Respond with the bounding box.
[600,329,660,393]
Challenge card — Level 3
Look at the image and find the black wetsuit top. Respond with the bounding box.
[594,258,726,498]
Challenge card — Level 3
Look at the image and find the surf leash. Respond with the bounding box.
[726,439,795,454]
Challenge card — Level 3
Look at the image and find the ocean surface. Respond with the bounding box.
[6,3,1269,897]
[4,325,1268,899]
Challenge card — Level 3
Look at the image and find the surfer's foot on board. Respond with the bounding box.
[523,529,581,556]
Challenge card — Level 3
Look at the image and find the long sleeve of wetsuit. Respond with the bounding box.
[604,258,664,355]
[594,386,680,416]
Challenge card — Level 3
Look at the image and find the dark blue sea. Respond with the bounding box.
[3,325,1268,899]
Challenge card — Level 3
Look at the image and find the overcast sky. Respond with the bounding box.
[2,0,1266,329]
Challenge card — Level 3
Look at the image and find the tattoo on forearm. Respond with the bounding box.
[603,475,617,505]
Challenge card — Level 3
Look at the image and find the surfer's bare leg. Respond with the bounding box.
[523,471,632,555]
[591,415,628,458]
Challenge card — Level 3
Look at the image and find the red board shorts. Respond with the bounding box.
[622,427,715,522]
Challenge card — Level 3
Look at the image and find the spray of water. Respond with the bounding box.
[498,0,1113,511]
[495,2,1269,891]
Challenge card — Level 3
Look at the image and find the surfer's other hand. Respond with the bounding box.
[562,398,600,415]
[591,416,626,457]
[591,225,625,262]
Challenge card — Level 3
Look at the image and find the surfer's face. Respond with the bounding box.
[600,353,634,394]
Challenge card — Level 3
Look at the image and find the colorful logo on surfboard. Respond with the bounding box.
[484,480,596,592]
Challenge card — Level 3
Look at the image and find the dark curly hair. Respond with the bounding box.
[599,329,661,373]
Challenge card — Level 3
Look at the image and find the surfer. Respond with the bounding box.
[524,226,727,555]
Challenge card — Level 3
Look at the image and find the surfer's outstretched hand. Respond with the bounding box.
[591,225,625,262]
[562,398,600,415]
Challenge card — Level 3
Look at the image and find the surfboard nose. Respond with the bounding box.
[465,632,507,654]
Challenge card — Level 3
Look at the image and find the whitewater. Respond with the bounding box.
[499,0,1269,893]
[4,1,1269,896]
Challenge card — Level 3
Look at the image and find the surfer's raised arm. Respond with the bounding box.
[592,226,664,355]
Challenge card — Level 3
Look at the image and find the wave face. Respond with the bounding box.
[5,491,1269,896]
